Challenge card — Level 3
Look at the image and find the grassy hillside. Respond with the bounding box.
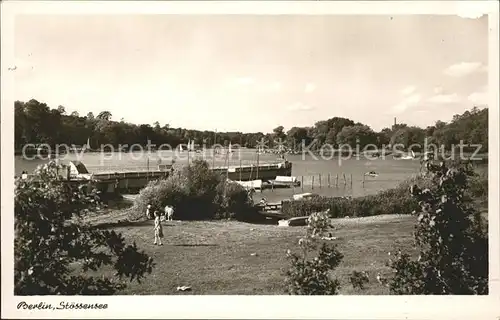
[85,213,417,295]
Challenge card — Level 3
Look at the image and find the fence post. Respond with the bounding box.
[350,174,353,188]
[239,159,242,181]
[312,175,315,190]
[301,175,304,191]
[343,173,347,186]
[336,174,338,187]
[319,174,322,188]
[212,149,215,168]
[328,173,331,188]
[362,173,365,187]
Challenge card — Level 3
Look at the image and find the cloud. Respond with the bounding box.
[443,62,486,77]
[304,83,316,93]
[234,77,255,85]
[433,86,444,94]
[286,102,315,112]
[468,89,488,105]
[401,86,416,96]
[392,94,422,113]
[427,93,461,104]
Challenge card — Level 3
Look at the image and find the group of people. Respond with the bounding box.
[146,204,175,246]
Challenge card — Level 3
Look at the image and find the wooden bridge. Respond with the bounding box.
[65,160,293,194]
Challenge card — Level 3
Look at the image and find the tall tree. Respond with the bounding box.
[97,111,112,121]
[336,125,377,148]
[15,162,154,294]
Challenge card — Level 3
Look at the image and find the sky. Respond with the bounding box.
[13,14,489,133]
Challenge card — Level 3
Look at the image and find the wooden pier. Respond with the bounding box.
[66,160,293,194]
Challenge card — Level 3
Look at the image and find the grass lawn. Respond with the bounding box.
[87,212,418,295]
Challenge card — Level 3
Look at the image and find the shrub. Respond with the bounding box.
[15,161,154,295]
[281,178,423,219]
[285,211,344,295]
[281,196,345,218]
[132,160,258,221]
[214,180,256,221]
[387,161,488,294]
[467,167,488,201]
[349,271,370,290]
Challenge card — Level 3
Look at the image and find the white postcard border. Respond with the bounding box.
[1,1,499,319]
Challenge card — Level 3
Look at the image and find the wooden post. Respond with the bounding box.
[256,151,260,179]
[362,173,365,187]
[301,175,304,190]
[212,148,215,168]
[249,162,253,181]
[328,173,331,188]
[239,159,242,181]
[319,174,322,188]
[225,149,230,182]
[66,166,71,180]
[350,173,353,188]
[335,174,338,187]
[343,173,347,186]
[271,181,274,192]
[312,175,315,190]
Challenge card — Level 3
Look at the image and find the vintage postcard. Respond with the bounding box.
[1,1,499,319]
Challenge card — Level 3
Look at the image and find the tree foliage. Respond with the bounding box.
[15,161,154,295]
[285,211,344,295]
[132,160,255,221]
[336,124,378,148]
[349,271,370,290]
[387,161,488,294]
[15,99,487,153]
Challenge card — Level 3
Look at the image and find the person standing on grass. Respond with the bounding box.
[153,211,164,246]
[146,204,152,220]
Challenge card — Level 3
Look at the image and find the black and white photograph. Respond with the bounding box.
[1,1,499,319]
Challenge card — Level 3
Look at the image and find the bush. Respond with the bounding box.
[15,161,154,295]
[349,271,370,290]
[387,161,488,294]
[131,160,258,221]
[285,211,344,295]
[281,178,423,219]
[130,177,187,221]
[467,167,488,201]
[214,180,256,221]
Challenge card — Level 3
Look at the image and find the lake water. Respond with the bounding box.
[15,149,423,200]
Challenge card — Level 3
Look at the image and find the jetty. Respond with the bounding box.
[61,160,293,194]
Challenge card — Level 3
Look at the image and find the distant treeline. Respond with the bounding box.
[15,99,488,152]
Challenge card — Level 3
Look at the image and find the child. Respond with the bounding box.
[146,204,152,220]
[153,211,164,246]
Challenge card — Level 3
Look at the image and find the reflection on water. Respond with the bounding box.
[15,149,423,198]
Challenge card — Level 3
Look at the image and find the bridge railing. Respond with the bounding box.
[85,165,166,173]
[85,160,287,173]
